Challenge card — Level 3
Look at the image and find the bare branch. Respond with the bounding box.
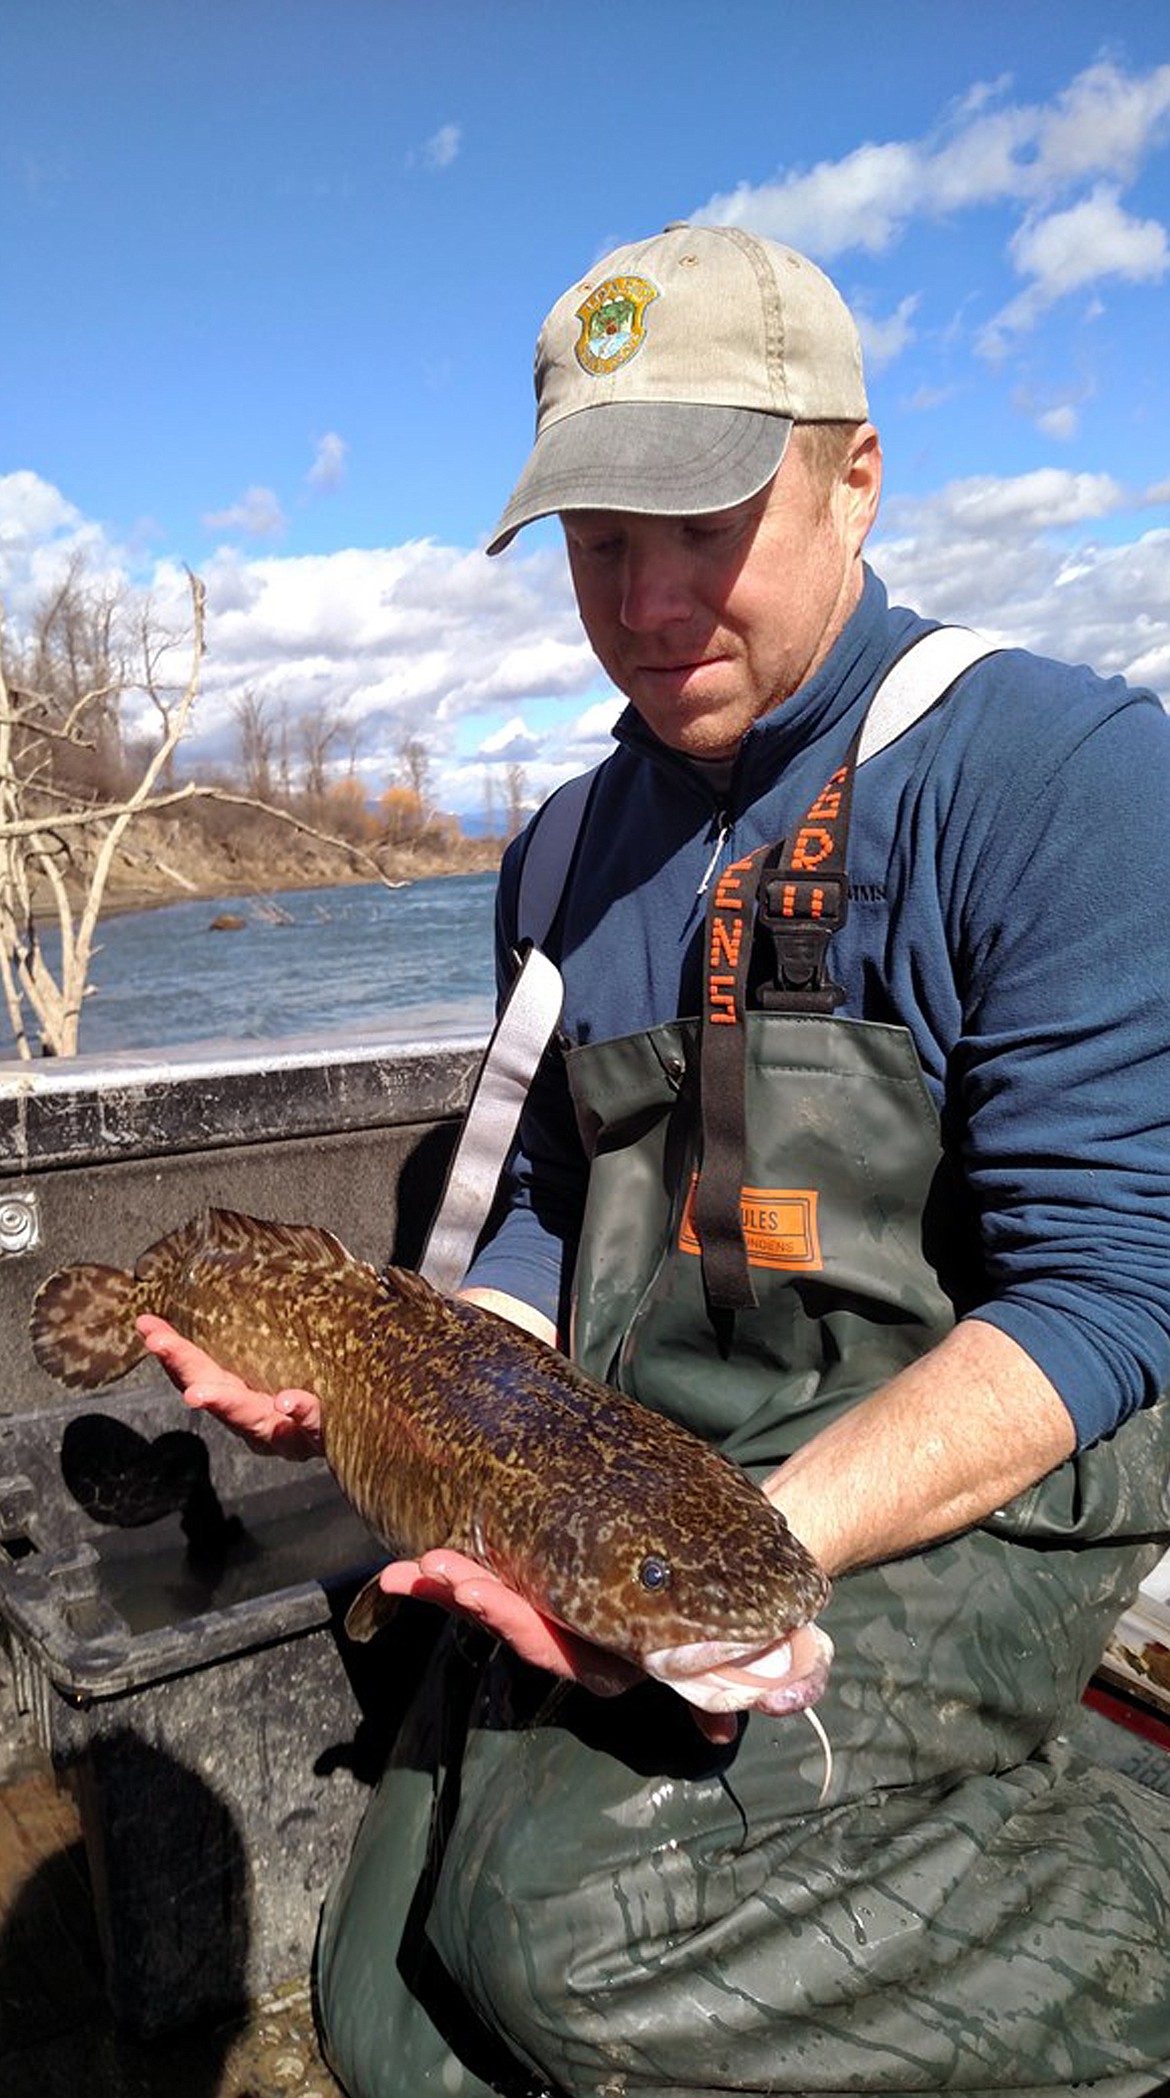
[158,781,403,889]
[0,569,209,1056]
[66,571,206,1021]
[0,777,402,888]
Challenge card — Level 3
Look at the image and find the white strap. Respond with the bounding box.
[417,944,564,1292]
[859,626,1000,765]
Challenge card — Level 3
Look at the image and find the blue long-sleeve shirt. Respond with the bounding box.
[466,567,1170,1450]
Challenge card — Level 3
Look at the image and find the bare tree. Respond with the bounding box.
[233,687,277,801]
[0,569,207,1057]
[398,735,431,813]
[505,761,528,841]
[377,783,424,847]
[299,700,350,808]
[23,552,127,803]
[138,590,199,796]
[276,700,292,802]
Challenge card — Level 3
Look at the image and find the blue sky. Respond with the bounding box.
[3,1,1169,819]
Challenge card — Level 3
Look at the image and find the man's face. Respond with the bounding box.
[562,425,881,760]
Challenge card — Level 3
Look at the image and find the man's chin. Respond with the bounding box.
[628,683,755,761]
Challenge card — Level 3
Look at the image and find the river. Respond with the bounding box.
[8,872,499,1059]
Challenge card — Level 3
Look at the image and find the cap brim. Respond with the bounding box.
[486,403,792,556]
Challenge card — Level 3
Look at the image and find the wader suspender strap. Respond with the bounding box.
[419,628,999,1295]
[693,741,859,1310]
[417,764,604,1291]
[694,626,1002,1311]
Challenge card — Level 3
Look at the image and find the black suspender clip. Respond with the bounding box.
[753,865,849,1014]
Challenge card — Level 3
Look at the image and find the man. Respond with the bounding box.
[147,226,1170,2096]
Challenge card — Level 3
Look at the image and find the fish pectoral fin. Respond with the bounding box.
[343,1572,400,1645]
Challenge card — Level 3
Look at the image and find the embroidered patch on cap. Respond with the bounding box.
[574,275,659,375]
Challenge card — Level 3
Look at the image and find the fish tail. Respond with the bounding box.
[31,1263,155,1390]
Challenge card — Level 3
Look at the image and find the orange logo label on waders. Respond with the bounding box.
[678,1176,823,1272]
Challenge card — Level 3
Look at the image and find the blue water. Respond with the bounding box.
[12,872,499,1057]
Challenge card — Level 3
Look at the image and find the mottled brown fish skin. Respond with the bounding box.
[31,1209,829,1663]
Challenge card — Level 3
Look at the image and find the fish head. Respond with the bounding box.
[523,1437,830,1692]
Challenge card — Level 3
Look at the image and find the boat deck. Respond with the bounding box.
[0,1745,342,2098]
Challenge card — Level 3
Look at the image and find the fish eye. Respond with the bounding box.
[637,1554,672,1593]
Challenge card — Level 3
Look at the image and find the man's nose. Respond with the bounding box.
[618,546,692,630]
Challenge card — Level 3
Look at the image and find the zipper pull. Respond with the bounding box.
[696,811,731,897]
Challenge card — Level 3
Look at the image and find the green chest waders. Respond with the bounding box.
[316,743,1170,2098]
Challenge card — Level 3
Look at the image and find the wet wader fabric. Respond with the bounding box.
[316,668,1170,2095]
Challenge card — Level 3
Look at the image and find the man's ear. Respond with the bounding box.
[840,424,882,549]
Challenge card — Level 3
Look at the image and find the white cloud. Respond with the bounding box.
[202,485,287,538]
[0,470,122,610]
[884,466,1126,540]
[0,476,599,813]
[700,140,920,256]
[437,635,594,719]
[570,696,624,745]
[902,382,959,414]
[201,545,265,615]
[414,122,461,172]
[449,693,625,815]
[696,61,1170,260]
[1033,58,1170,189]
[1010,184,1165,295]
[1035,404,1079,443]
[0,469,82,545]
[172,536,595,804]
[855,294,919,369]
[306,432,348,492]
[550,698,624,780]
[477,716,541,762]
[873,475,1170,701]
[978,186,1169,354]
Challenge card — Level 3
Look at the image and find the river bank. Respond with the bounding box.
[83,809,505,918]
[32,807,505,924]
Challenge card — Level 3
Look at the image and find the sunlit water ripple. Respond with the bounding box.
[9,872,499,1059]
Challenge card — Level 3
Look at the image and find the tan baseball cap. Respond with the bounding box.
[486,222,868,555]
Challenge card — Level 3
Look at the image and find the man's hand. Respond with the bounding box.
[136,1314,323,1460]
[376,1548,739,1744]
[377,1548,638,1690]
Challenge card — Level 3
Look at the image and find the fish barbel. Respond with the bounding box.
[31,1209,831,1712]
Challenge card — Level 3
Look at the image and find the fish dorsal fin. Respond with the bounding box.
[134,1215,212,1283]
[204,1209,370,1274]
[134,1209,376,1290]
